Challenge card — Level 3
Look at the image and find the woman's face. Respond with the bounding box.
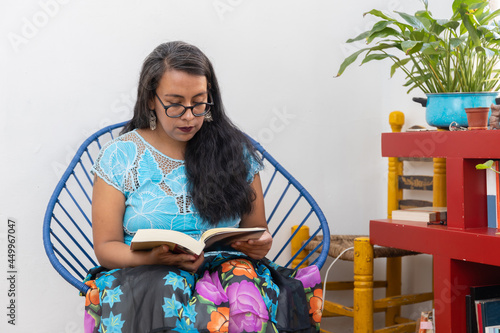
[151,69,208,145]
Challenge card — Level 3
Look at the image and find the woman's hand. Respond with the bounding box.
[230,230,273,260]
[235,174,272,260]
[149,245,205,272]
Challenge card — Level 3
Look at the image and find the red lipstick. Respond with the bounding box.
[179,127,194,133]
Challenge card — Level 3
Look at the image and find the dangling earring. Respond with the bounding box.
[204,111,213,122]
[149,110,157,130]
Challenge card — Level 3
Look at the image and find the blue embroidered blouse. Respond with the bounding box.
[91,130,263,245]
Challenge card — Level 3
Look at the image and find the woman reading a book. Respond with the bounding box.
[84,41,322,332]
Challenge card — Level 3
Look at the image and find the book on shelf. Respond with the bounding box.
[480,298,500,332]
[391,206,447,223]
[477,299,485,333]
[468,295,475,333]
[130,227,266,256]
[486,325,500,333]
[466,285,500,333]
[486,161,500,229]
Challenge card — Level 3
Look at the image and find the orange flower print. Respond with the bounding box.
[85,280,100,307]
[221,259,257,279]
[207,307,229,333]
[309,288,323,324]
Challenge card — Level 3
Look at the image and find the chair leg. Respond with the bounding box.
[353,237,374,333]
[291,225,310,269]
[385,257,402,326]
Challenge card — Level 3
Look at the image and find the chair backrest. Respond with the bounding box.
[43,122,330,294]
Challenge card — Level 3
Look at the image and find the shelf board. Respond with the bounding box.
[382,130,500,159]
[370,219,500,266]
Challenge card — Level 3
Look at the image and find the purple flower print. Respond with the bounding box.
[84,311,96,332]
[295,265,321,289]
[195,270,228,305]
[227,280,269,333]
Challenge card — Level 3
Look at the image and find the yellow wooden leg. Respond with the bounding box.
[385,257,402,326]
[388,156,403,218]
[353,237,374,333]
[389,111,405,133]
[291,225,309,269]
[433,157,447,207]
[386,111,406,326]
[388,111,404,219]
[432,151,445,312]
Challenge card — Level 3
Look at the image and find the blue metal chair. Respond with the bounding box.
[43,122,330,294]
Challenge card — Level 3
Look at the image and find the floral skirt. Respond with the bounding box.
[84,252,322,333]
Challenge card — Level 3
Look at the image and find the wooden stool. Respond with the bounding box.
[303,111,440,332]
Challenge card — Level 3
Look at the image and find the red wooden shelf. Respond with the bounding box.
[370,130,500,333]
[370,219,500,267]
[382,130,500,159]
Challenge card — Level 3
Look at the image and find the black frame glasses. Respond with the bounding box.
[155,92,214,118]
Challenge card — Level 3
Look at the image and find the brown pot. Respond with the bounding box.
[465,107,490,130]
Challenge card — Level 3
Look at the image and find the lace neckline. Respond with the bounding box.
[131,129,185,163]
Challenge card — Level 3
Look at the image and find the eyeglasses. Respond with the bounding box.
[155,93,213,118]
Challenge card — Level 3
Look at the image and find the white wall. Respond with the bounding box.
[0,0,449,332]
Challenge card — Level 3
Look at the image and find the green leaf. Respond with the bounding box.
[479,46,496,57]
[450,37,465,48]
[478,24,497,34]
[336,48,369,76]
[390,58,411,77]
[372,20,394,32]
[415,10,434,30]
[410,30,430,42]
[361,53,393,65]
[421,42,445,55]
[459,3,481,46]
[428,21,446,36]
[396,11,426,30]
[421,0,429,11]
[364,9,393,21]
[440,19,461,30]
[206,305,217,314]
[346,31,371,43]
[402,73,433,87]
[470,1,489,14]
[366,27,402,43]
[452,0,484,14]
[348,21,399,44]
[475,45,486,54]
[369,43,399,51]
[483,30,500,44]
[401,40,422,54]
[476,160,494,169]
[480,8,500,25]
[415,10,433,22]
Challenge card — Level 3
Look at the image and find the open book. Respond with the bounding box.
[130,227,266,256]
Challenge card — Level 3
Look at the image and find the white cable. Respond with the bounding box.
[321,246,354,313]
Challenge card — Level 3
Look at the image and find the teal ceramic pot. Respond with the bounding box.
[412,92,499,128]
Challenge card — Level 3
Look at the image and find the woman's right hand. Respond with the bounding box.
[150,245,205,272]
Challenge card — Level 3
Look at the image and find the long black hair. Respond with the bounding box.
[122,41,262,225]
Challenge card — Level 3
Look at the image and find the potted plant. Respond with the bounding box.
[337,0,500,128]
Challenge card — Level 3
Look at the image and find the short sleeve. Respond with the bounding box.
[244,145,264,183]
[90,139,138,193]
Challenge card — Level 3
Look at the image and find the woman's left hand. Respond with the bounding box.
[230,230,273,260]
